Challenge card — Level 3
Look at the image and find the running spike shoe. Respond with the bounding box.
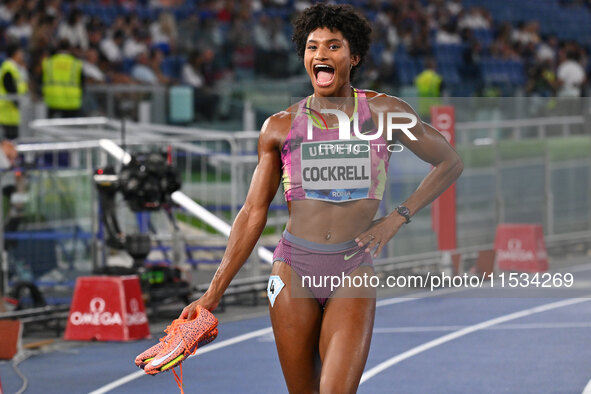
[135,319,182,368]
[135,319,218,369]
[143,306,218,375]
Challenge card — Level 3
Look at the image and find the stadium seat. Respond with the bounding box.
[396,57,424,86]
[122,58,136,74]
[472,29,493,49]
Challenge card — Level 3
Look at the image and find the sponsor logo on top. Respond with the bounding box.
[69,297,147,326]
[498,238,535,262]
[127,298,148,326]
[70,297,123,326]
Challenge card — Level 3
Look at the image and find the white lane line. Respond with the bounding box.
[360,295,591,384]
[88,327,273,394]
[89,285,465,393]
[93,279,580,393]
[373,321,591,333]
[582,377,591,394]
[565,263,591,273]
[375,287,468,307]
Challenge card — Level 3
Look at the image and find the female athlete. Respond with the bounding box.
[181,4,463,393]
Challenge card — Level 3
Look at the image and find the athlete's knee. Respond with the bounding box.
[319,373,358,394]
[286,377,320,394]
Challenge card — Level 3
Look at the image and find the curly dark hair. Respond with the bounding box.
[292,3,372,81]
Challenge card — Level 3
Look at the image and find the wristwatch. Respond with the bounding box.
[395,205,411,224]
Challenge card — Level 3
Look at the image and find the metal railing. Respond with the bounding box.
[1,105,590,304]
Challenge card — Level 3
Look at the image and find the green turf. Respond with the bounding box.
[546,136,591,161]
[457,145,496,168]
[458,136,591,167]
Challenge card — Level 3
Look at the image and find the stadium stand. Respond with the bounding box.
[0,0,589,114]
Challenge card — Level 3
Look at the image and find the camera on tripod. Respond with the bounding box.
[94,151,181,212]
[93,151,181,265]
[93,150,190,305]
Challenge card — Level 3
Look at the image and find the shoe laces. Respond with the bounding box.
[172,364,184,394]
[159,319,185,344]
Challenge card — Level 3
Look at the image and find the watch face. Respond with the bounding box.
[397,206,410,222]
[398,206,410,216]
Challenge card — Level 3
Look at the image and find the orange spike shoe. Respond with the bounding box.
[135,319,184,368]
[143,306,218,375]
[135,319,218,369]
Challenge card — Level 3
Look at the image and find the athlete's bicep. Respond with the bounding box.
[242,117,283,210]
[389,99,460,166]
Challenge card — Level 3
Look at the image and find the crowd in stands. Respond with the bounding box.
[0,0,589,117]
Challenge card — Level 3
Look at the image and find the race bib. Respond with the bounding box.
[300,140,371,202]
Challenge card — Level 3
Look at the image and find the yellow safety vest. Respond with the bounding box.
[0,59,28,126]
[415,69,442,117]
[42,53,83,110]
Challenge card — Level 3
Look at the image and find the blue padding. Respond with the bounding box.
[4,231,92,240]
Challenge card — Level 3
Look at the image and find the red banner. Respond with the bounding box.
[0,320,21,360]
[494,224,548,272]
[430,106,457,250]
[64,276,150,341]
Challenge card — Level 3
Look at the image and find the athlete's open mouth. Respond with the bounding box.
[314,64,335,87]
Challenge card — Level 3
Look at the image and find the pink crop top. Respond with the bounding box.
[280,89,390,202]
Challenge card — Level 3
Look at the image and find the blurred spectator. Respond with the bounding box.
[6,11,32,44]
[100,29,125,65]
[0,43,29,140]
[123,13,142,38]
[229,11,255,79]
[491,23,520,60]
[29,14,56,98]
[460,29,483,92]
[410,25,432,57]
[447,0,463,16]
[149,48,171,84]
[44,0,61,18]
[536,35,558,64]
[254,14,273,51]
[87,19,105,49]
[83,48,107,84]
[86,47,134,84]
[111,15,128,37]
[197,17,225,50]
[131,49,170,85]
[512,21,540,47]
[384,10,401,48]
[526,59,556,97]
[123,28,149,59]
[0,0,20,25]
[556,48,586,97]
[254,15,290,77]
[0,0,589,109]
[182,50,207,89]
[42,40,84,118]
[217,0,235,22]
[458,7,491,30]
[57,8,88,51]
[177,13,200,53]
[436,21,461,44]
[150,12,178,54]
[182,49,219,120]
[415,57,443,118]
[131,51,158,84]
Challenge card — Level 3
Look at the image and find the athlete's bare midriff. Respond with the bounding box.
[286,199,380,243]
[271,100,382,244]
